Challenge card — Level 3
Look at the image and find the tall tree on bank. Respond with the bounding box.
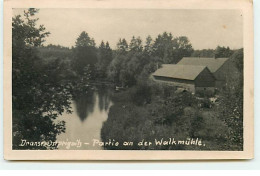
[141,35,161,78]
[108,38,129,85]
[12,9,72,149]
[72,31,97,77]
[96,41,113,78]
[119,36,144,86]
[152,32,174,63]
[172,36,193,63]
[116,38,129,54]
[152,32,193,64]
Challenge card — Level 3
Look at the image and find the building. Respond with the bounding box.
[177,57,231,88]
[152,64,216,93]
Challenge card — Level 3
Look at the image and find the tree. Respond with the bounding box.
[118,36,144,86]
[232,48,243,72]
[217,49,243,150]
[153,32,193,64]
[96,41,113,78]
[72,31,97,76]
[144,35,153,55]
[107,38,129,85]
[153,32,174,63]
[108,34,193,87]
[75,31,95,47]
[12,9,72,149]
[12,9,50,48]
[215,46,234,58]
[129,36,143,53]
[116,38,129,54]
[172,36,193,63]
[141,35,161,77]
[191,49,215,58]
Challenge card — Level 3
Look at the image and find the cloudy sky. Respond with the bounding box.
[13,9,243,50]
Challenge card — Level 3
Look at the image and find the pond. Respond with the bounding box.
[56,87,113,150]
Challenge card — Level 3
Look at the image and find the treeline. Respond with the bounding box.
[191,46,234,58]
[37,32,238,89]
[37,44,72,62]
[58,31,194,88]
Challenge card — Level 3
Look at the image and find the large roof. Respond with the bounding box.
[152,64,207,81]
[177,57,229,72]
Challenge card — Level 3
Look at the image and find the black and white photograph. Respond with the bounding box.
[3,0,254,160]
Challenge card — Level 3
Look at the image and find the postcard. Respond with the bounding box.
[3,0,254,160]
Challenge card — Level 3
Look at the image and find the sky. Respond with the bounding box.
[13,9,243,50]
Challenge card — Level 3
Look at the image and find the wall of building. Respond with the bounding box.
[194,68,215,95]
[194,68,215,87]
[153,76,196,93]
[214,59,237,88]
[215,80,226,88]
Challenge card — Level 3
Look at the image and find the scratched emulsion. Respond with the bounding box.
[56,90,113,150]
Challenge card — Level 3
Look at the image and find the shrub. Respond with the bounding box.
[129,81,152,106]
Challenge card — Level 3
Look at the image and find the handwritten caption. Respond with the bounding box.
[19,138,206,149]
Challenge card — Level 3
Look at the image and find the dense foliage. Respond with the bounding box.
[12,9,73,149]
[107,33,193,87]
[191,46,234,58]
[101,49,243,151]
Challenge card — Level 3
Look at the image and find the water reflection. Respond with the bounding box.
[97,87,111,112]
[56,86,113,150]
[74,90,96,122]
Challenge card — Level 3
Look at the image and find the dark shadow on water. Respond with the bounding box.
[97,87,112,112]
[74,90,96,122]
[73,86,113,122]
